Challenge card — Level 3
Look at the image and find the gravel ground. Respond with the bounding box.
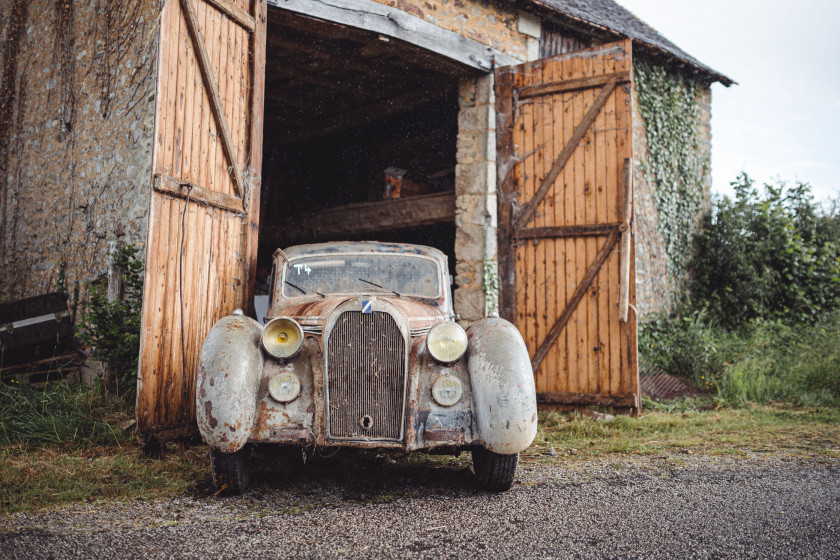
[2,453,839,559]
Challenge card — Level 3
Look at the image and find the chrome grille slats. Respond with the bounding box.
[326,311,406,441]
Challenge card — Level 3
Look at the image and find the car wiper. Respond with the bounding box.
[358,278,400,297]
[285,280,324,297]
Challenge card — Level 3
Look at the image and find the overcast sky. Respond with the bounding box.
[616,0,839,201]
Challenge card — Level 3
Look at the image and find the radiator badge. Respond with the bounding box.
[361,300,373,314]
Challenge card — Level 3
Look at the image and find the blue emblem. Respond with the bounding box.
[361,300,373,314]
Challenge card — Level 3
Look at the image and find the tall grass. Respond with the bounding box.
[0,381,130,447]
[639,311,840,407]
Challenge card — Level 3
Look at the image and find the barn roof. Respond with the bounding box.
[523,0,734,86]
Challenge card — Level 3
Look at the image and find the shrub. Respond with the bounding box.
[689,173,840,328]
[76,244,144,402]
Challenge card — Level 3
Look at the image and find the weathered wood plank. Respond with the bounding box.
[265,0,519,72]
[181,0,245,199]
[531,230,620,373]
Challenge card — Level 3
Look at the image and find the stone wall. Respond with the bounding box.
[449,8,541,323]
[631,73,712,318]
[371,0,538,62]
[0,0,159,311]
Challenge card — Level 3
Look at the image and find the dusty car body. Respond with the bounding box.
[196,241,537,492]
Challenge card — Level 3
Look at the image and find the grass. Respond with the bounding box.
[2,399,839,515]
[0,442,208,515]
[527,404,840,460]
[640,311,840,407]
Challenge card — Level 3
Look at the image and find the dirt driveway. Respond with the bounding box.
[2,453,839,559]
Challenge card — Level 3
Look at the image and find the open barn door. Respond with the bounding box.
[137,0,267,441]
[495,40,639,411]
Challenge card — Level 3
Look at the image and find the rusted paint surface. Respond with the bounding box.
[466,316,538,454]
[0,0,159,304]
[197,243,536,456]
[196,314,264,453]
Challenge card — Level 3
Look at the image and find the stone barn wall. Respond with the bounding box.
[631,63,712,318]
[0,0,160,312]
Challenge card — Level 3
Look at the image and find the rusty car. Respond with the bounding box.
[196,242,537,493]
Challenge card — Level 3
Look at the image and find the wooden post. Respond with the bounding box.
[619,159,633,323]
[106,240,123,303]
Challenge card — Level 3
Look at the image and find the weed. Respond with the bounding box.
[76,244,144,402]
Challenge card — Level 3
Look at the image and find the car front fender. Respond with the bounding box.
[196,313,263,453]
[466,317,538,454]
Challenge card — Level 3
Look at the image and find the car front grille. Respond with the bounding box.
[326,311,407,441]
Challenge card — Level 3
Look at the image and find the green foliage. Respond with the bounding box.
[0,381,129,447]
[690,174,840,327]
[639,310,840,407]
[635,59,708,284]
[77,244,144,402]
[482,259,499,316]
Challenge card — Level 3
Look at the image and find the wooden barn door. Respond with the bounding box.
[495,40,639,410]
[136,0,267,440]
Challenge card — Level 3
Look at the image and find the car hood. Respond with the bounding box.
[271,296,444,333]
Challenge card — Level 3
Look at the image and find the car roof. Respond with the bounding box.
[278,241,448,266]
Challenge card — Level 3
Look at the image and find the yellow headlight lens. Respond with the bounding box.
[426,322,468,363]
[262,317,304,360]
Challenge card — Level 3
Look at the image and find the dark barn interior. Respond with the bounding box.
[257,8,476,284]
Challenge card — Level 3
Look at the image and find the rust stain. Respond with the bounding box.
[204,401,217,428]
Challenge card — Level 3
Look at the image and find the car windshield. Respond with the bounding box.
[282,253,441,298]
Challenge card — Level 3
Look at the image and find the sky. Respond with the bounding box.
[616,0,840,202]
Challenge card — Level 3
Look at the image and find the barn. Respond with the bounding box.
[0,0,731,441]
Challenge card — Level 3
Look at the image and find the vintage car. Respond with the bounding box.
[196,242,537,493]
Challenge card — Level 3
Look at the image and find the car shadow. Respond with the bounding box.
[211,446,482,502]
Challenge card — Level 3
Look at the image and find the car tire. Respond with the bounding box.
[472,447,518,491]
[210,446,250,495]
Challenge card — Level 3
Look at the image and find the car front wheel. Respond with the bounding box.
[210,446,250,495]
[472,447,518,491]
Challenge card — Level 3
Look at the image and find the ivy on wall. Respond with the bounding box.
[634,59,709,286]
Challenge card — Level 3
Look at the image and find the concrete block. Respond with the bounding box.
[455,161,495,196]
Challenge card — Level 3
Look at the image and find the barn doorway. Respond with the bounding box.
[256,8,476,301]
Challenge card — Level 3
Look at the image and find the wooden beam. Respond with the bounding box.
[261,191,455,247]
[516,223,625,241]
[180,0,246,201]
[265,0,520,72]
[518,71,630,100]
[269,85,453,144]
[537,391,638,408]
[206,0,256,31]
[154,174,245,214]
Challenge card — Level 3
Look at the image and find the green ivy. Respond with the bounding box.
[482,259,499,316]
[635,59,708,287]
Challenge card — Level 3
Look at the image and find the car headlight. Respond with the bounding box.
[431,375,463,406]
[262,317,304,360]
[268,372,301,403]
[426,322,468,363]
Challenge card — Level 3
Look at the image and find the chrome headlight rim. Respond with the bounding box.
[261,316,304,360]
[425,321,468,364]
